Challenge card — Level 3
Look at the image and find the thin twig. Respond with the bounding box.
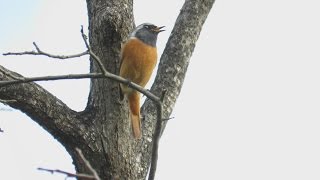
[75,148,101,180]
[148,90,166,180]
[162,117,175,121]
[80,26,109,75]
[3,42,89,59]
[0,73,103,86]
[38,167,96,180]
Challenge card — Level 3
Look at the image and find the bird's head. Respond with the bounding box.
[130,23,165,47]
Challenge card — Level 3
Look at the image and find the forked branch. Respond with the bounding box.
[3,42,88,59]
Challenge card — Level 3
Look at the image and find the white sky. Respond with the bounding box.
[1,0,320,180]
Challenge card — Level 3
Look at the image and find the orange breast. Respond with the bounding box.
[120,38,158,92]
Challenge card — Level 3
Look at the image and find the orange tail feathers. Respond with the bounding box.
[128,91,141,139]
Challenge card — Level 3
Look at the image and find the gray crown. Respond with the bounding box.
[130,23,164,47]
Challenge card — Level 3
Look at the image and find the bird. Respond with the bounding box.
[119,23,165,139]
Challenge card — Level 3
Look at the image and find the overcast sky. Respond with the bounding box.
[1,0,320,180]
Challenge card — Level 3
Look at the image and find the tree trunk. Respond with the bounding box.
[0,0,215,179]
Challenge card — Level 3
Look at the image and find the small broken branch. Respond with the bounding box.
[3,42,89,59]
[162,117,175,122]
[38,168,96,180]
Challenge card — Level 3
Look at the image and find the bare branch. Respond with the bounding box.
[0,69,159,105]
[81,26,90,50]
[38,168,96,180]
[3,42,89,59]
[0,73,103,86]
[80,26,109,75]
[162,117,175,122]
[76,148,101,180]
[148,93,164,180]
[0,99,17,103]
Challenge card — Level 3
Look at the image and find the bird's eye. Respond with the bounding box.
[144,25,150,29]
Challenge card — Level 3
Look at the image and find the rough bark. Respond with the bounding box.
[0,66,89,150]
[0,0,215,179]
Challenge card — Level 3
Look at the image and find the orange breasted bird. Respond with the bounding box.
[119,23,165,139]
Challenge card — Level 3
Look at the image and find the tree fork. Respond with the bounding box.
[0,0,215,179]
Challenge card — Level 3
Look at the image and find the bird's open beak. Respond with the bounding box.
[154,26,165,33]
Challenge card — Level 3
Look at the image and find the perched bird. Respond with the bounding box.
[119,23,164,139]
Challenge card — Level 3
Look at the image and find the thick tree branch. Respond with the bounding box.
[146,0,215,119]
[0,65,88,149]
[144,0,215,179]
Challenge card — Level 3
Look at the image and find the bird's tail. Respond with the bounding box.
[128,91,141,139]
